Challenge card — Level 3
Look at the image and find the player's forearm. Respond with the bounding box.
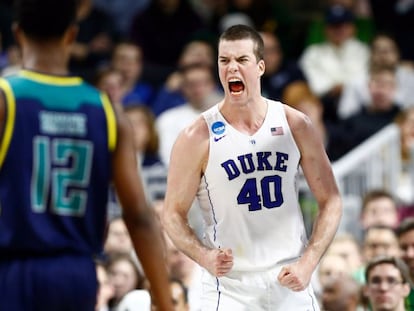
[301,194,342,269]
[163,210,210,266]
[124,212,173,311]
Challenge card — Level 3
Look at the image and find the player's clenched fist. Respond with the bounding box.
[277,263,311,292]
[201,248,234,277]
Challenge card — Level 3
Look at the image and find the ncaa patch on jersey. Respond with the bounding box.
[212,121,226,135]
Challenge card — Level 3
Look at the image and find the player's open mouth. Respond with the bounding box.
[228,79,244,95]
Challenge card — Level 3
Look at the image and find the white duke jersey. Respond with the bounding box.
[197,99,308,272]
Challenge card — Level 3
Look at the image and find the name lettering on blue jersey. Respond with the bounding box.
[40,111,87,136]
[221,151,289,181]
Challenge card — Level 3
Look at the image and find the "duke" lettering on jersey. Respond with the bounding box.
[221,151,289,180]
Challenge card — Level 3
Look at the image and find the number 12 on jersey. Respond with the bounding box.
[31,136,93,216]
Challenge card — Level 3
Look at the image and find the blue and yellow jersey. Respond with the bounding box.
[0,70,117,257]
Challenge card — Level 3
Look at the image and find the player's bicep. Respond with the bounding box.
[164,122,208,217]
[290,109,338,203]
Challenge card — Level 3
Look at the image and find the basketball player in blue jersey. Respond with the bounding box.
[0,0,173,310]
[162,24,342,310]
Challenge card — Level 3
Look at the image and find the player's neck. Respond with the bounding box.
[21,44,69,76]
[221,97,268,135]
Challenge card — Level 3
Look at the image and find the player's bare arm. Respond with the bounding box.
[278,105,342,291]
[162,116,234,277]
[112,106,173,311]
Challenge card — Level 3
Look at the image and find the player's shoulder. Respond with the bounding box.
[169,114,210,168]
[180,115,210,144]
[282,102,312,133]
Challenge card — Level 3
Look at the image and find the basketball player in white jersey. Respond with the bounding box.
[162,24,342,310]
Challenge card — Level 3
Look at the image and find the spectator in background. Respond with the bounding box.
[259,31,306,102]
[395,107,414,207]
[327,234,364,275]
[151,39,217,116]
[0,0,12,44]
[396,217,414,309]
[363,256,411,311]
[128,0,207,84]
[125,105,167,203]
[93,67,125,217]
[318,253,350,289]
[70,0,116,81]
[170,278,189,311]
[0,0,14,71]
[306,0,374,46]
[327,63,401,160]
[396,217,414,282]
[369,0,414,63]
[215,0,276,35]
[0,0,21,77]
[92,0,150,39]
[282,81,328,147]
[396,107,414,174]
[110,42,155,108]
[299,4,370,122]
[107,253,151,311]
[96,260,115,311]
[321,274,362,311]
[338,33,414,119]
[0,44,22,76]
[104,217,134,258]
[94,67,124,108]
[360,190,400,230]
[156,63,222,166]
[164,232,202,311]
[353,225,401,284]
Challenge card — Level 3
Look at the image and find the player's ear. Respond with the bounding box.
[258,59,265,77]
[11,22,23,46]
[64,24,79,45]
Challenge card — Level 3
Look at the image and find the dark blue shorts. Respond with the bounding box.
[0,254,97,311]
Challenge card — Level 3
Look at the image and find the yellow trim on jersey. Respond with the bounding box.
[101,93,117,151]
[0,78,16,168]
[20,70,82,85]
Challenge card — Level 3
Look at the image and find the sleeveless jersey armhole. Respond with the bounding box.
[100,93,117,152]
[0,78,16,168]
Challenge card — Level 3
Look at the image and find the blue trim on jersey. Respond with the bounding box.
[203,175,219,243]
[308,287,317,311]
[215,277,221,311]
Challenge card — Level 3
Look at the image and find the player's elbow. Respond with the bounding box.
[327,193,343,221]
[160,202,182,237]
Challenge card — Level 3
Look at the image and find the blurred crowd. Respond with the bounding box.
[2,0,414,310]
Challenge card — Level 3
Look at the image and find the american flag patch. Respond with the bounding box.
[270,126,284,136]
